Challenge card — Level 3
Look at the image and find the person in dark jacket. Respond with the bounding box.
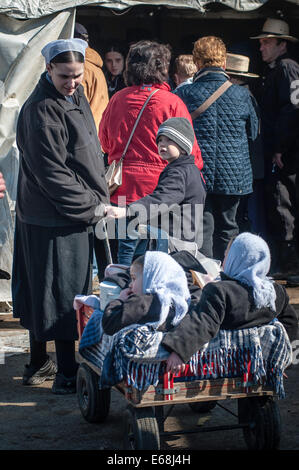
[105,117,206,249]
[163,232,298,373]
[225,53,266,238]
[102,251,191,335]
[103,42,127,99]
[12,39,109,394]
[175,36,258,262]
[103,249,204,311]
[250,18,299,282]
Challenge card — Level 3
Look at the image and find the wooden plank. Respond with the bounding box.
[78,356,275,408]
[115,377,274,407]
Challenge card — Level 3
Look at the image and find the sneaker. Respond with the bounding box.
[23,358,58,385]
[51,372,77,395]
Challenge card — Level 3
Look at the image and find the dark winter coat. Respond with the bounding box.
[127,154,206,243]
[16,72,109,227]
[102,293,176,335]
[104,71,126,99]
[101,249,208,336]
[174,68,258,195]
[162,273,298,363]
[258,54,299,169]
[247,91,264,180]
[104,250,204,308]
[13,72,109,342]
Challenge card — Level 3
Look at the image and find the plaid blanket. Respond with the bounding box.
[79,311,292,398]
[79,315,169,389]
[187,320,292,398]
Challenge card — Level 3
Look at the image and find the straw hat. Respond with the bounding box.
[250,18,298,43]
[226,53,259,78]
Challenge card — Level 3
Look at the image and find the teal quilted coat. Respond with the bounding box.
[175,68,259,195]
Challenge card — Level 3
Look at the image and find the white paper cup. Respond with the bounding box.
[100,281,122,310]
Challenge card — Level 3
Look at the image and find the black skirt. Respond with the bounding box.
[12,218,94,341]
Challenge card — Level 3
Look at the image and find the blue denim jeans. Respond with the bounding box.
[118,223,169,265]
[117,216,139,266]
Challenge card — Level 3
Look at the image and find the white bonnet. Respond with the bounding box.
[41,38,88,63]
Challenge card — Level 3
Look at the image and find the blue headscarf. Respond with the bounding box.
[223,232,276,311]
[142,251,190,329]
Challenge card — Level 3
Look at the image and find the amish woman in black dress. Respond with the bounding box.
[12,39,109,394]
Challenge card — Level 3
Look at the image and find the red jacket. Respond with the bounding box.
[99,82,203,204]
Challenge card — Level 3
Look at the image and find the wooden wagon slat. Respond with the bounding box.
[78,355,274,408]
[114,377,274,407]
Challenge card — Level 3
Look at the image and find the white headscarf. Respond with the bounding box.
[41,38,88,64]
[142,251,190,329]
[223,232,276,311]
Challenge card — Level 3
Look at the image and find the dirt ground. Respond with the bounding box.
[0,285,299,455]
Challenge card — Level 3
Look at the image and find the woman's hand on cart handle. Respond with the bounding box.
[166,352,186,374]
[105,205,127,219]
[272,152,283,169]
[95,203,107,217]
[0,172,6,199]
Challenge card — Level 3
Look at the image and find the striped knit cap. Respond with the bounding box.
[156,117,194,155]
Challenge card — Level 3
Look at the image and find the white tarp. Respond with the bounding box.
[0,8,75,301]
[0,0,286,19]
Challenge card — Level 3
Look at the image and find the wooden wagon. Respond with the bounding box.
[76,304,282,450]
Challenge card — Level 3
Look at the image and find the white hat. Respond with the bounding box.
[250,18,298,43]
[226,53,259,78]
[41,38,88,63]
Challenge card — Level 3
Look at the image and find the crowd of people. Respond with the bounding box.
[74,19,299,281]
[4,17,299,394]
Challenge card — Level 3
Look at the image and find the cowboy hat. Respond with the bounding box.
[250,18,298,43]
[226,53,259,78]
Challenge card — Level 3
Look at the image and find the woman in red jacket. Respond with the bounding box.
[99,40,203,265]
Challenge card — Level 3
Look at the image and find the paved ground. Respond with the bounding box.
[0,284,299,454]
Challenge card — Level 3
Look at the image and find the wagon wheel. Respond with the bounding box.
[77,363,111,423]
[189,401,217,413]
[238,396,281,450]
[123,405,160,450]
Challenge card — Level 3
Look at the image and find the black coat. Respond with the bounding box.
[102,293,176,335]
[127,154,206,243]
[16,72,109,227]
[162,273,299,363]
[12,72,109,341]
[259,54,299,166]
[104,250,203,306]
[101,250,205,337]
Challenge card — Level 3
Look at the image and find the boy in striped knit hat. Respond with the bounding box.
[105,117,206,257]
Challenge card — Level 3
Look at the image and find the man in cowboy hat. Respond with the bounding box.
[250,18,299,283]
[226,53,260,83]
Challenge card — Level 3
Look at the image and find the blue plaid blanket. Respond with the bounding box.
[79,310,292,398]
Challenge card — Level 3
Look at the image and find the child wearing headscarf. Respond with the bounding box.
[102,251,190,335]
[162,232,299,373]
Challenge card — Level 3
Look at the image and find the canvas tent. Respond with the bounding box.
[0,0,299,303]
[0,0,285,18]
